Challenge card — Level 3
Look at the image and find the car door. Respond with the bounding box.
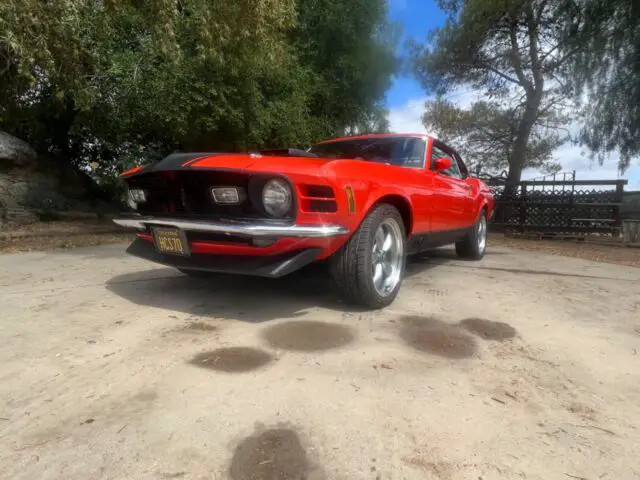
[375,136,433,234]
[451,150,478,227]
[429,142,474,231]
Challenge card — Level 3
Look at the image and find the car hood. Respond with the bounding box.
[189,153,336,175]
[122,152,339,178]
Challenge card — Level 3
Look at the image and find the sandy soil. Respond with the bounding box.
[489,234,640,268]
[0,243,639,479]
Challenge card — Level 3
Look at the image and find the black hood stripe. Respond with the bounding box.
[122,152,226,178]
[155,152,225,170]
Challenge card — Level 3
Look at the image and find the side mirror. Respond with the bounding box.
[434,157,453,171]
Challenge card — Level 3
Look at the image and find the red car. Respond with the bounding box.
[114,133,494,308]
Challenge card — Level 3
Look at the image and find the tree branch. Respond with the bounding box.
[542,46,581,72]
[475,125,512,146]
[482,64,523,86]
[525,5,543,91]
[508,22,532,93]
[536,0,550,24]
[540,43,561,62]
[534,122,572,137]
[547,69,571,94]
[537,96,571,118]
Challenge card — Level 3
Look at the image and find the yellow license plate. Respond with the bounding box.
[152,227,190,256]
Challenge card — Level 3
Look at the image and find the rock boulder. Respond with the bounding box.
[0,131,38,168]
[0,131,114,226]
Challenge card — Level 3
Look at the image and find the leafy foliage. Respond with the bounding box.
[0,0,397,183]
[561,0,639,170]
[423,97,566,175]
[344,103,391,135]
[411,0,583,183]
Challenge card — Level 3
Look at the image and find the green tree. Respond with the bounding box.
[292,0,399,138]
[0,0,298,168]
[0,0,398,188]
[411,0,582,189]
[561,0,639,170]
[345,103,391,135]
[422,98,567,176]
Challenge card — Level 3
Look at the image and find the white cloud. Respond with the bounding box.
[388,89,503,170]
[387,88,480,135]
[388,97,430,134]
[389,93,640,190]
[521,138,640,185]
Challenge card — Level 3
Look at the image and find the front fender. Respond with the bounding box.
[339,182,415,236]
[324,161,421,236]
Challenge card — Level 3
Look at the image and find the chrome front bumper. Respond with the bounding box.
[113,215,349,238]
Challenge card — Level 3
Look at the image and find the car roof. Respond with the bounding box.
[315,133,432,144]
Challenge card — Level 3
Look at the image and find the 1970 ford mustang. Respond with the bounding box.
[114,133,494,308]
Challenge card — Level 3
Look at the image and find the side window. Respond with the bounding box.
[381,138,426,168]
[453,152,469,178]
[403,138,426,168]
[431,145,461,178]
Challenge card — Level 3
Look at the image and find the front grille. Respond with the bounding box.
[127,170,292,219]
[176,170,252,216]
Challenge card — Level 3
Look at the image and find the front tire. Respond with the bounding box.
[455,210,488,260]
[330,204,406,309]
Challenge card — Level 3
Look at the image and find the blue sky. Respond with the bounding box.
[385,0,640,189]
[386,0,445,108]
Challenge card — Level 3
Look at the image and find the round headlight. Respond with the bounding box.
[127,194,137,210]
[262,179,292,217]
[124,185,137,210]
[127,188,147,210]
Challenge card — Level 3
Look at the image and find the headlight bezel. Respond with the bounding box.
[126,188,147,210]
[261,178,293,218]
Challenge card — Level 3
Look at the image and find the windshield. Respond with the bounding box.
[309,136,427,168]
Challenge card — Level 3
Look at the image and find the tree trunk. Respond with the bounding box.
[505,89,543,195]
[495,90,543,224]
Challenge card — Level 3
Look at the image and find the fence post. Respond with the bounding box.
[569,174,576,230]
[614,181,625,236]
[519,182,526,232]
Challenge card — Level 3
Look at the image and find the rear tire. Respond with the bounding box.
[455,210,488,260]
[330,204,406,309]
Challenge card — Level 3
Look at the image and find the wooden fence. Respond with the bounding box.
[622,191,640,220]
[485,175,628,236]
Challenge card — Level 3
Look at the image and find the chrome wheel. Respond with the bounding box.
[477,214,487,253]
[371,217,404,297]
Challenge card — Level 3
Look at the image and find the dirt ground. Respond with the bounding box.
[0,242,639,480]
[0,221,133,253]
[3,221,639,269]
[489,234,640,268]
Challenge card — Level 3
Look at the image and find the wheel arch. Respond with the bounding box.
[478,199,491,221]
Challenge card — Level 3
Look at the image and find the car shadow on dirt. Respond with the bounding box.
[406,247,622,281]
[404,248,458,278]
[104,250,456,322]
[105,264,361,323]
